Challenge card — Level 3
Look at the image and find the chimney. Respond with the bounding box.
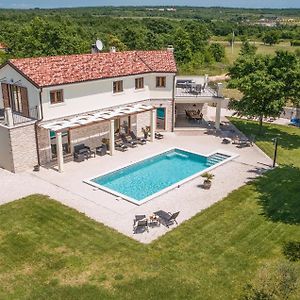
[110,46,116,53]
[167,45,174,52]
[217,83,223,98]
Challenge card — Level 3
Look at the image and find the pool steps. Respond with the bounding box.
[206,153,231,166]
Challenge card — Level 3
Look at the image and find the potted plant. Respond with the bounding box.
[201,173,214,189]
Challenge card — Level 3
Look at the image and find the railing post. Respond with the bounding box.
[4,107,14,127]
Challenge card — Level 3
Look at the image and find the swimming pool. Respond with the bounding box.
[85,148,234,205]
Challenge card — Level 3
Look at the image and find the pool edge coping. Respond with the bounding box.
[83,147,239,206]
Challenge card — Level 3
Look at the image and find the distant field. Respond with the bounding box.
[224,41,299,65]
[191,40,300,76]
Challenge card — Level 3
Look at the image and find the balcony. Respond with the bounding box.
[0,107,39,126]
[175,76,217,98]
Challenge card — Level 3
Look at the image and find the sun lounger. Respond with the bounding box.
[129,131,146,145]
[115,141,128,152]
[233,135,255,147]
[120,133,138,147]
[154,210,180,227]
[133,215,149,233]
[155,132,164,139]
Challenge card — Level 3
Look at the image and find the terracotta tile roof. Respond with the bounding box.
[8,50,177,88]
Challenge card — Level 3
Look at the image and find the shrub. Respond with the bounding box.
[241,262,298,300]
[290,40,300,47]
[283,241,300,262]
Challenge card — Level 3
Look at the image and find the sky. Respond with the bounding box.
[0,0,299,9]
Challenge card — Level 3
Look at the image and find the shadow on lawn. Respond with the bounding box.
[253,165,300,225]
[230,119,300,151]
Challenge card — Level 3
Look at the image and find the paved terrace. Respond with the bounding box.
[0,122,273,243]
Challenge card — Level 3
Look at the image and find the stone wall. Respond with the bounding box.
[9,123,38,172]
[0,121,38,172]
[37,126,51,165]
[70,121,110,150]
[0,124,14,172]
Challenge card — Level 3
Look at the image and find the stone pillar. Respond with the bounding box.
[215,100,222,130]
[150,109,156,142]
[4,107,14,127]
[109,119,115,156]
[56,132,64,173]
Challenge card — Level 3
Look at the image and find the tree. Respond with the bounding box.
[10,17,88,57]
[229,70,285,132]
[173,28,192,64]
[209,43,225,62]
[107,34,127,51]
[240,40,257,56]
[229,51,300,132]
[262,31,280,46]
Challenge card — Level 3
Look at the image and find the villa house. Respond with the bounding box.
[0,48,223,173]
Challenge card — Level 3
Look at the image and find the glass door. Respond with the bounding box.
[50,130,71,159]
[156,107,166,130]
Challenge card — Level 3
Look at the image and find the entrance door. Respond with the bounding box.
[156,107,166,130]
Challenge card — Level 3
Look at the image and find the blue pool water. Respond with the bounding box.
[91,149,230,202]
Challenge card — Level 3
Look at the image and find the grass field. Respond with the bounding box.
[0,121,299,299]
[192,40,300,76]
[224,41,299,65]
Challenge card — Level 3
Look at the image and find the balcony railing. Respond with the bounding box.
[0,107,39,126]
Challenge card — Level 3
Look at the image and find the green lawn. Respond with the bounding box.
[0,122,299,299]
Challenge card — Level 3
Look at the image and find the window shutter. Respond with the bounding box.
[1,83,10,108]
[20,87,30,117]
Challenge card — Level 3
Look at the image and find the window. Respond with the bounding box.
[50,90,64,104]
[135,77,144,89]
[113,80,123,93]
[156,76,166,88]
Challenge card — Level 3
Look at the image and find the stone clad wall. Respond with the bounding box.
[9,123,38,172]
[0,124,14,172]
[0,121,38,173]
[37,126,51,165]
[70,121,110,150]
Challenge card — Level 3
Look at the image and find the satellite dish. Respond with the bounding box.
[95,40,103,51]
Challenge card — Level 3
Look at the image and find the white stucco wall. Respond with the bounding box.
[41,72,175,121]
[0,64,40,114]
[0,64,175,122]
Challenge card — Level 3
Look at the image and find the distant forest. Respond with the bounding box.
[0,7,299,71]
